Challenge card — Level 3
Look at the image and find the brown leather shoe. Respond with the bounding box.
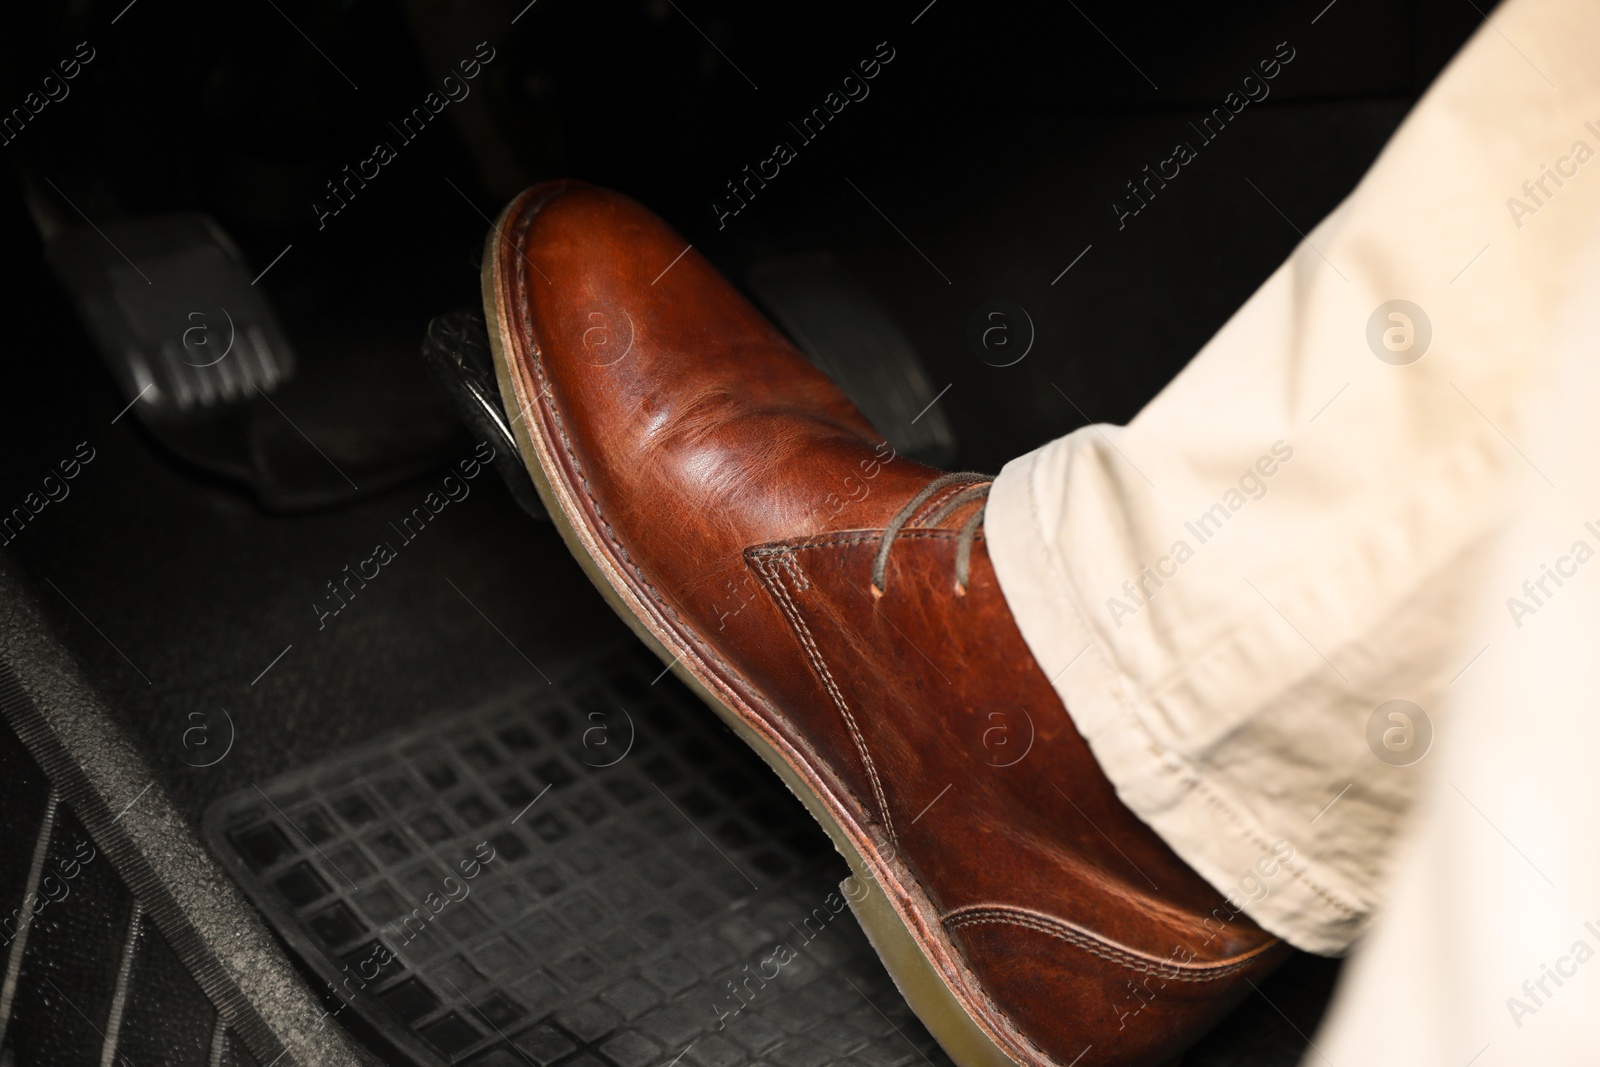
[482,181,1289,1067]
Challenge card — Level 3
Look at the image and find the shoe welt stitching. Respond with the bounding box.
[943,905,1274,982]
[749,551,898,854]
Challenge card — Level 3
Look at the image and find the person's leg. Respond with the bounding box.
[987,0,1600,954]
[1312,251,1600,1063]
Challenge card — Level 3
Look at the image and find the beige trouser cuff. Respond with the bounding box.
[987,0,1600,969]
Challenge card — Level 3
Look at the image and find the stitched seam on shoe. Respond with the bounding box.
[749,551,898,854]
[912,482,971,525]
[778,551,810,593]
[748,532,886,556]
[748,528,986,557]
[944,907,1271,982]
[749,546,1061,1067]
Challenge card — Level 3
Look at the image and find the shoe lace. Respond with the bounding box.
[870,472,994,599]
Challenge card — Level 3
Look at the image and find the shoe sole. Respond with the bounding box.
[481,199,1039,1067]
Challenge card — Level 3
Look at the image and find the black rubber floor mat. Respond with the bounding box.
[205,652,955,1067]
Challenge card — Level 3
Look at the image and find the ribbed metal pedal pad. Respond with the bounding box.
[205,653,955,1067]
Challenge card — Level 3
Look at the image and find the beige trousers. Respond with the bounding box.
[986,0,1600,1060]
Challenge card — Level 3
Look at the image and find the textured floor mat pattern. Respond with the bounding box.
[207,653,954,1067]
